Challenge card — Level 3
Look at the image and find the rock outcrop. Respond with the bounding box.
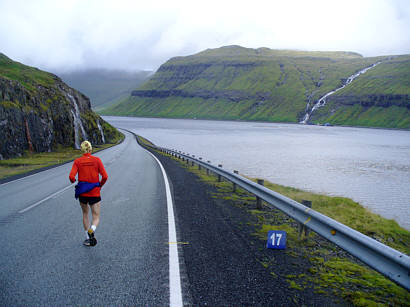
[0,54,121,159]
[131,89,271,102]
[326,94,409,108]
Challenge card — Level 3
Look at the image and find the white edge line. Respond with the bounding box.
[18,183,75,214]
[145,150,183,307]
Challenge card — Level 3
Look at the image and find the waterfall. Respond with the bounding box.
[300,61,383,124]
[71,110,80,149]
[97,119,105,143]
[68,93,88,149]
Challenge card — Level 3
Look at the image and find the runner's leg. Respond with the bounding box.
[80,202,90,231]
[90,202,101,229]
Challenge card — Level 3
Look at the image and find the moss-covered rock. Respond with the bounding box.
[0,53,122,159]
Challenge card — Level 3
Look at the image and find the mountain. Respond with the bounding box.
[101,45,410,129]
[0,53,122,159]
[58,69,152,111]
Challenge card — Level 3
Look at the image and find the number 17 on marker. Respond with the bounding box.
[266,230,287,249]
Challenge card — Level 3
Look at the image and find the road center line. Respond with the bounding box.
[145,150,183,307]
[18,184,75,214]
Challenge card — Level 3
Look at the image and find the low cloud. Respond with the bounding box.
[1,0,409,72]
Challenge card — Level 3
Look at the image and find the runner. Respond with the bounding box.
[69,141,108,246]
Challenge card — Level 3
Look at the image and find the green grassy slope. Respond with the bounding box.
[0,53,57,91]
[312,55,410,128]
[102,46,409,129]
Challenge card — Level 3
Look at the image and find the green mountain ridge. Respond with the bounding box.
[0,53,121,159]
[102,45,410,129]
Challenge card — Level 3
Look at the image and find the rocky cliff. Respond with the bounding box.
[0,53,121,159]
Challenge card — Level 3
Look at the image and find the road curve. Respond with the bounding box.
[0,131,176,306]
[1,128,352,306]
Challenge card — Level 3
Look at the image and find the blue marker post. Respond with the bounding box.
[266,230,287,249]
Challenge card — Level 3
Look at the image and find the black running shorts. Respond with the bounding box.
[79,196,101,205]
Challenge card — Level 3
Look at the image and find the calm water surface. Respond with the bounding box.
[104,116,410,230]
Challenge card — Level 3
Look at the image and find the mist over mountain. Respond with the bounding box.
[58,69,152,111]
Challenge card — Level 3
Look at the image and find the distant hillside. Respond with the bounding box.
[59,69,152,111]
[0,53,121,159]
[102,45,410,129]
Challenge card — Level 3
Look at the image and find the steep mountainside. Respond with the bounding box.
[59,69,152,111]
[102,45,409,129]
[0,53,121,159]
[310,55,410,128]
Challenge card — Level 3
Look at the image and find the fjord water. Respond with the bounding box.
[105,116,410,230]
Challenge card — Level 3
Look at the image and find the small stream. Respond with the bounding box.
[300,61,383,124]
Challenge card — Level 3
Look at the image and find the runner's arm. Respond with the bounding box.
[69,160,78,183]
[98,158,108,187]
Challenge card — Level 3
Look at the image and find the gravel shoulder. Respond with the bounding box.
[149,149,349,306]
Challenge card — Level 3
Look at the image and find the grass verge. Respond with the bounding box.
[150,145,410,306]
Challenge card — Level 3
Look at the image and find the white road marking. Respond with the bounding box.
[145,151,183,307]
[18,184,75,214]
[0,164,69,187]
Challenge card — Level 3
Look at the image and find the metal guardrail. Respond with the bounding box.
[135,134,410,290]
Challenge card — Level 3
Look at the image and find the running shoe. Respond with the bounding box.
[83,239,91,246]
[87,229,97,246]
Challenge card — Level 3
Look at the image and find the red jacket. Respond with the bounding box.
[69,153,108,197]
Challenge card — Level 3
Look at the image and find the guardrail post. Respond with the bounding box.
[298,200,312,240]
[233,170,239,192]
[256,179,264,209]
[218,164,223,182]
[198,158,202,170]
[206,161,211,175]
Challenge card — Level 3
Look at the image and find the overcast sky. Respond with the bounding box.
[1,0,409,72]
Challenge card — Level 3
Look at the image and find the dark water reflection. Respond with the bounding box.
[105,116,410,230]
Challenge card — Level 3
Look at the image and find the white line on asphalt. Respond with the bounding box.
[0,166,66,187]
[146,151,183,307]
[18,184,75,214]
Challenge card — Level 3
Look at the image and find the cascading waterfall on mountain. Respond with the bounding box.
[300,61,383,124]
[97,119,105,143]
[68,93,88,149]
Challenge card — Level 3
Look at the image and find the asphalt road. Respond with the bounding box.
[0,131,173,306]
[1,128,348,306]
